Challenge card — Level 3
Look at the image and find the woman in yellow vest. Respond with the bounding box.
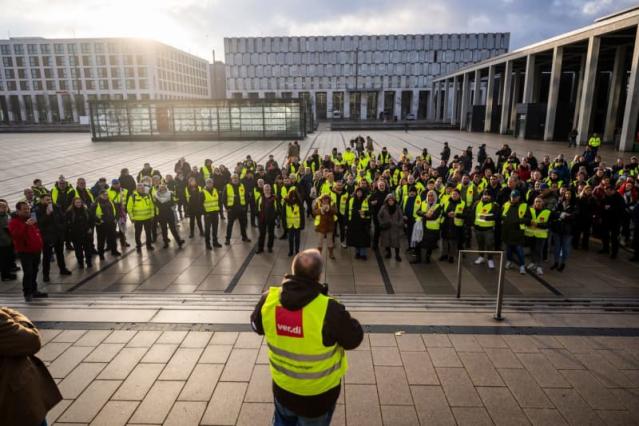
[526,197,551,276]
[346,187,370,260]
[312,194,337,259]
[283,188,305,257]
[126,182,155,253]
[410,190,441,264]
[440,188,465,264]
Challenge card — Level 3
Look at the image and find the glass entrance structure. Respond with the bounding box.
[89,98,310,141]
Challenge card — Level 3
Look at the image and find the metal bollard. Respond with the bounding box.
[494,252,505,321]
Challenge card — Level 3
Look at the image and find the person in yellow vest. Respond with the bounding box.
[332,181,349,249]
[201,178,222,249]
[312,193,337,259]
[127,182,155,253]
[224,174,251,245]
[107,179,130,252]
[410,190,441,264]
[153,183,184,249]
[473,190,498,269]
[440,188,465,263]
[342,147,356,167]
[501,190,531,275]
[283,188,305,257]
[256,183,278,254]
[185,177,205,239]
[93,189,121,259]
[347,187,370,260]
[200,159,214,182]
[250,249,363,425]
[526,197,551,276]
[587,132,601,156]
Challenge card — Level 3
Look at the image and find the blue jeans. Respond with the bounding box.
[273,398,335,426]
[552,233,572,264]
[505,244,525,266]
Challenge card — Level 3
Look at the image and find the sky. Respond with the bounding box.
[0,0,636,62]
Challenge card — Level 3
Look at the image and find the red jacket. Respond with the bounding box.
[8,216,43,254]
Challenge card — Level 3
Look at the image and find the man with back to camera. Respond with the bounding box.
[251,249,363,425]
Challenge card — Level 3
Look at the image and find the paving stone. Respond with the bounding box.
[380,405,419,426]
[59,380,121,423]
[400,350,439,385]
[53,330,88,343]
[200,344,233,363]
[595,409,636,425]
[374,366,413,405]
[37,342,72,362]
[244,364,274,403]
[371,346,403,366]
[517,352,570,388]
[503,335,540,353]
[45,399,72,424]
[354,334,370,351]
[345,384,382,426]
[256,344,269,364]
[609,388,639,419]
[485,348,524,369]
[530,335,563,349]
[428,347,463,367]
[345,349,376,384]
[572,352,634,388]
[48,346,93,378]
[436,367,482,407]
[477,386,530,426]
[555,335,601,353]
[156,330,188,344]
[126,330,161,348]
[395,333,426,351]
[422,333,452,348]
[129,380,184,424]
[545,388,605,425]
[476,334,509,349]
[560,370,625,410]
[458,352,504,387]
[200,382,247,425]
[523,408,568,426]
[234,331,263,348]
[90,400,139,426]
[112,363,164,400]
[85,343,125,363]
[410,386,455,425]
[58,362,106,399]
[596,349,639,370]
[221,348,259,381]
[540,348,584,370]
[236,402,273,426]
[179,363,224,401]
[74,330,112,347]
[40,329,62,345]
[210,331,239,345]
[140,343,178,363]
[452,407,494,426]
[180,331,213,348]
[97,347,148,380]
[450,334,483,352]
[102,330,137,344]
[499,368,553,408]
[159,348,203,380]
[369,333,398,347]
[164,401,207,426]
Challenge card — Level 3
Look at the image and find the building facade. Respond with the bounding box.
[209,60,227,99]
[224,34,509,120]
[0,37,210,124]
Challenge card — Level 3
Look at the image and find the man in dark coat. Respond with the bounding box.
[34,194,72,282]
[501,190,531,274]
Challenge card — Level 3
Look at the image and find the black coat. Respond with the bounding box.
[347,197,370,248]
[35,204,66,242]
[185,187,204,215]
[66,207,93,241]
[551,200,578,235]
[119,174,137,193]
[501,202,531,246]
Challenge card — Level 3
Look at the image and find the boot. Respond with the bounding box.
[328,247,335,259]
[385,248,391,259]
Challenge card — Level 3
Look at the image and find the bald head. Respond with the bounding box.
[291,249,323,282]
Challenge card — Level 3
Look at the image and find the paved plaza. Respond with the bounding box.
[1,131,639,425]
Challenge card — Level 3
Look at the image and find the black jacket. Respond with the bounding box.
[251,275,363,417]
[35,204,66,242]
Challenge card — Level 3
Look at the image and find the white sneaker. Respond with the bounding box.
[519,265,526,275]
[505,261,513,270]
[527,262,536,270]
[474,256,485,265]
[535,266,543,276]
[341,242,347,248]
[488,259,495,269]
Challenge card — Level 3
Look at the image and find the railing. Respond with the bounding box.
[456,250,506,321]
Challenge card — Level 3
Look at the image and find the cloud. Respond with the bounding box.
[0,0,636,61]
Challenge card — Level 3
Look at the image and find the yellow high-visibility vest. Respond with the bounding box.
[203,188,220,212]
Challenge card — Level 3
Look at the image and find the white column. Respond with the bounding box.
[544,46,564,141]
[522,54,536,103]
[434,82,442,121]
[473,69,481,106]
[327,90,333,116]
[377,90,384,119]
[343,92,350,119]
[604,46,626,143]
[500,61,513,134]
[18,95,27,122]
[360,92,368,120]
[509,73,520,131]
[484,65,496,132]
[460,73,470,130]
[411,89,419,117]
[619,25,639,152]
[576,36,601,146]
[393,89,402,120]
[442,81,449,122]
[450,76,459,126]
[572,55,586,131]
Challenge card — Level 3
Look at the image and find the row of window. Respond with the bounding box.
[1,54,146,68]
[2,66,148,80]
[226,75,435,91]
[225,34,509,54]
[0,78,147,91]
[157,70,207,88]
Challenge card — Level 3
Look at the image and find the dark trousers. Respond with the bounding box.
[151,217,159,242]
[189,214,203,237]
[372,215,381,249]
[288,228,300,254]
[72,235,93,266]
[0,245,14,278]
[601,223,620,256]
[42,237,66,278]
[336,215,346,242]
[258,220,275,250]
[160,216,181,244]
[226,208,248,241]
[249,198,257,226]
[96,222,118,255]
[204,212,220,245]
[134,220,153,248]
[573,223,591,249]
[18,252,40,296]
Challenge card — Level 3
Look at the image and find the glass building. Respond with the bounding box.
[89,98,310,141]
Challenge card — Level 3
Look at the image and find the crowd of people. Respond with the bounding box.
[1,135,638,301]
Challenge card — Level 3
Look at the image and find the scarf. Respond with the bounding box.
[155,190,172,204]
